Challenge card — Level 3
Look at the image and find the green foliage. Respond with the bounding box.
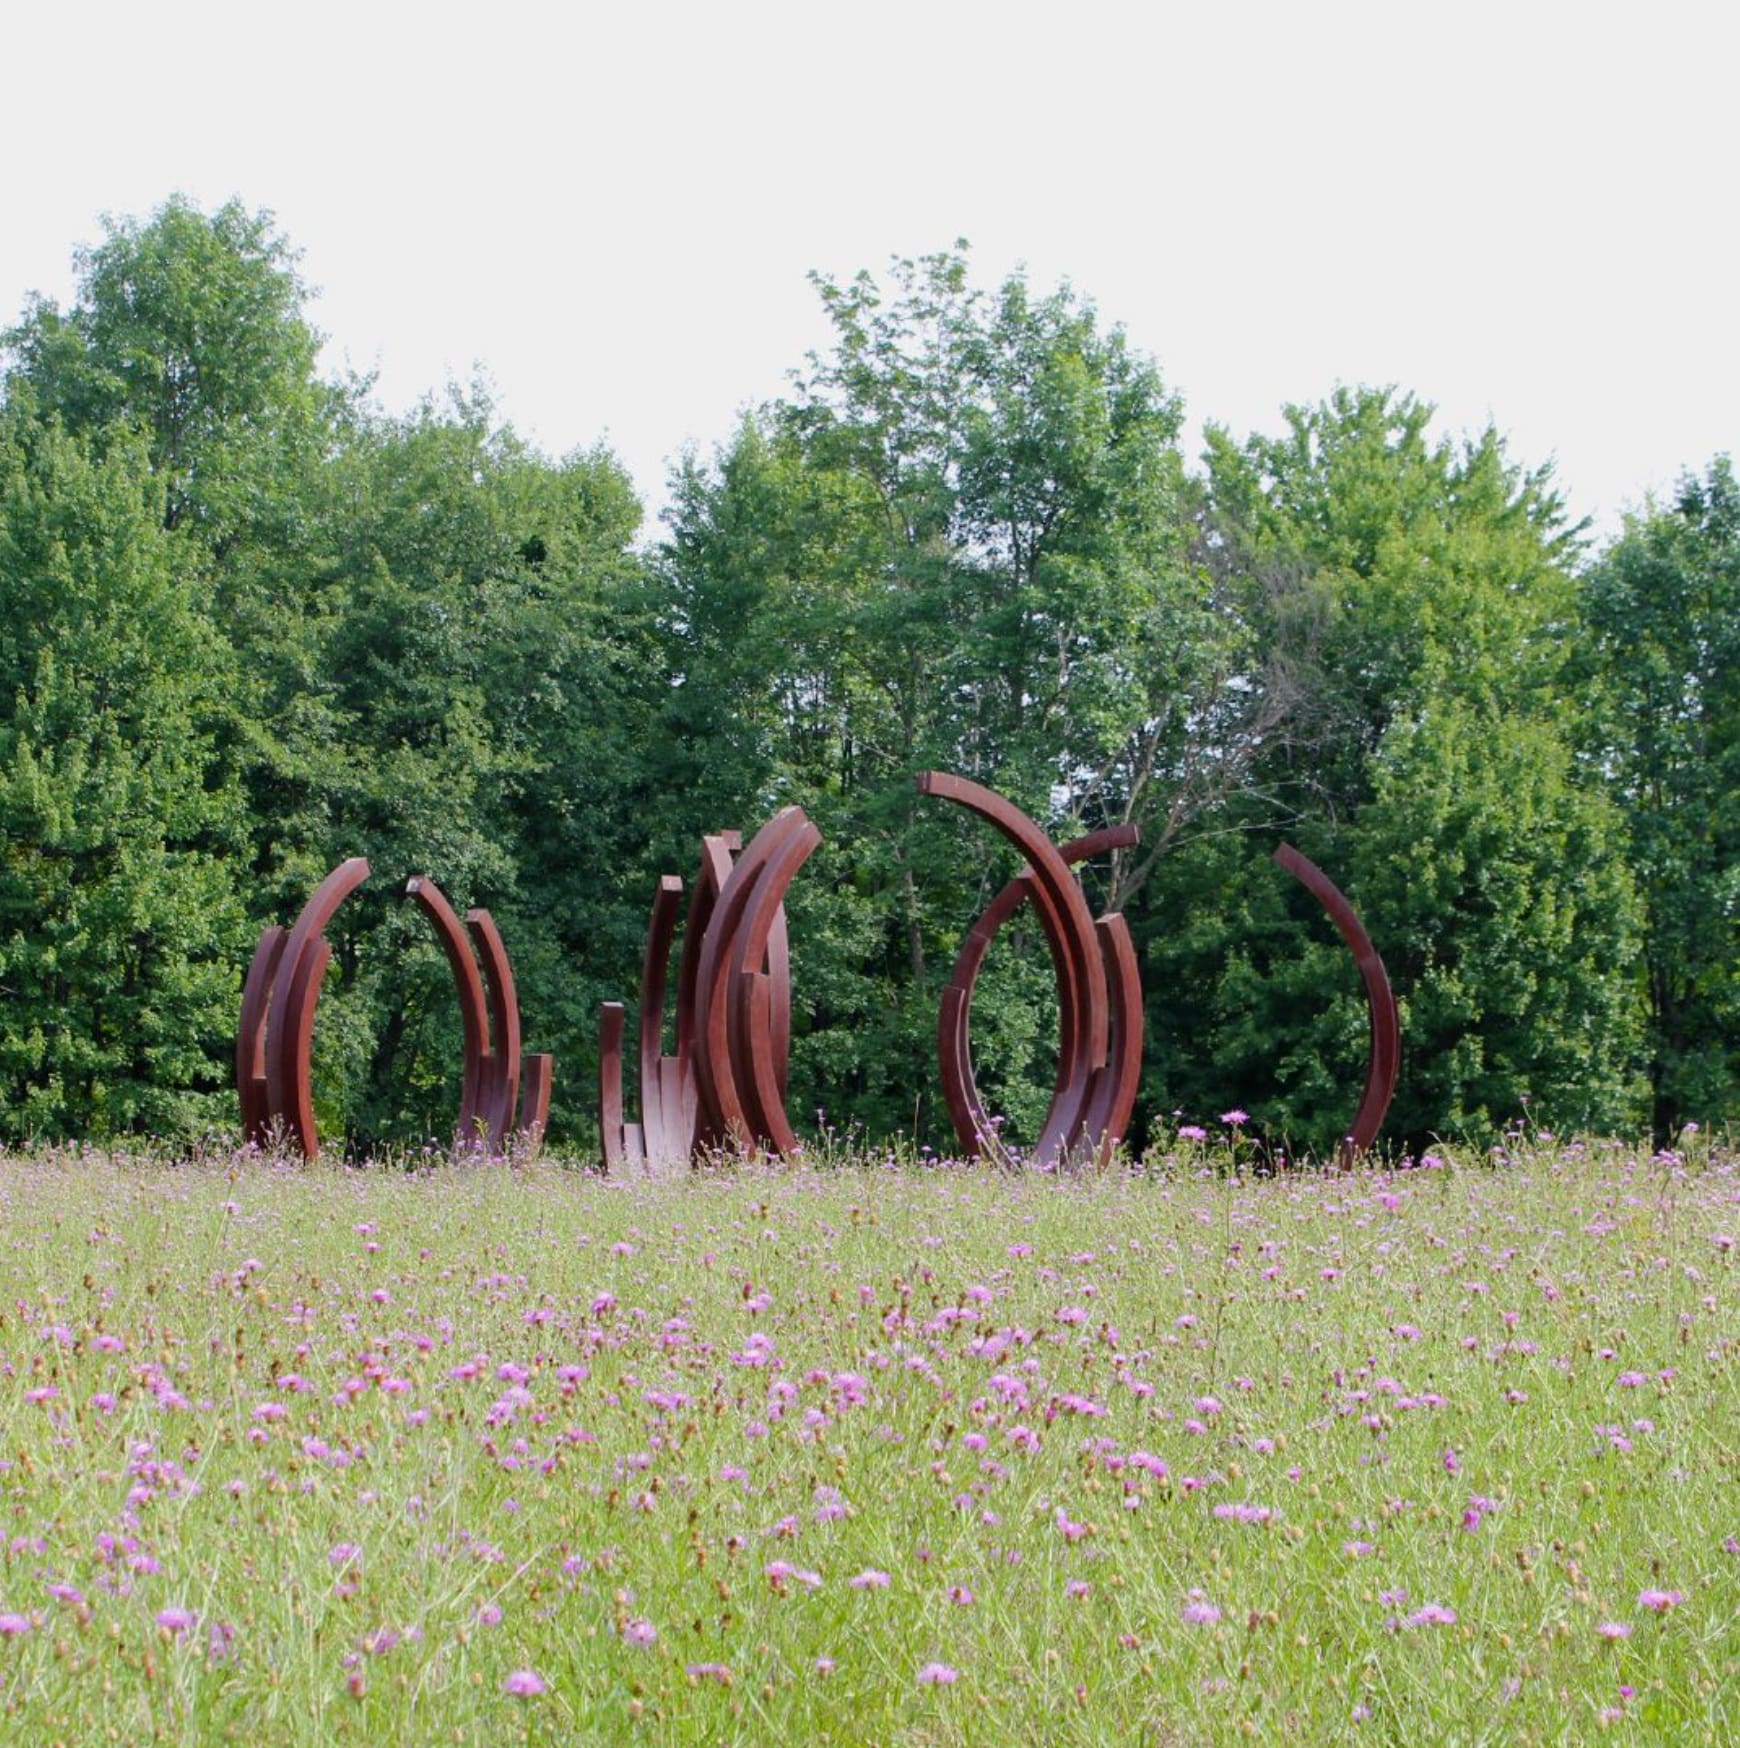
[0,403,246,1136]
[1350,704,1644,1140]
[5,196,334,538]
[0,203,1728,1149]
[1,200,652,1151]
[659,247,1270,1144]
[1144,392,1647,1153]
[0,1147,1732,1739]
[1579,459,1740,1136]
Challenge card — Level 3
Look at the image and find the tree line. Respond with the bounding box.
[1,199,1733,1156]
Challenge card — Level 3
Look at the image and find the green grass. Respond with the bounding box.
[0,1138,1733,1743]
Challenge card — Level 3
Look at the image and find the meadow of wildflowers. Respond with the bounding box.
[0,1137,1733,1743]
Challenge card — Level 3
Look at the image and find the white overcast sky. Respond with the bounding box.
[3,0,1733,540]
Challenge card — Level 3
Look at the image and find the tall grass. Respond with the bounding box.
[0,1138,1733,1743]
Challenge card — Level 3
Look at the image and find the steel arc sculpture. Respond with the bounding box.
[1272,842,1400,1168]
[916,773,1144,1170]
[237,861,551,1159]
[600,807,818,1172]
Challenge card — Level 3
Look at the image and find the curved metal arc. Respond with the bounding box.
[237,925,287,1147]
[405,877,490,1142]
[636,875,687,1165]
[517,1053,553,1152]
[1080,913,1144,1166]
[265,857,371,1159]
[933,815,1139,1167]
[726,816,822,1156]
[467,911,522,1155]
[1272,842,1400,1166]
[599,1001,635,1172]
[693,809,810,1147]
[678,835,740,1150]
[281,938,334,1158]
[1023,875,1095,1165]
[915,773,1109,1077]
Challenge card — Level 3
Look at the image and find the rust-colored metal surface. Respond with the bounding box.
[1273,843,1400,1167]
[598,1002,643,1172]
[405,877,489,1141]
[237,924,287,1147]
[518,1052,553,1148]
[918,779,1143,1169]
[635,875,687,1166]
[600,812,817,1171]
[403,879,538,1156]
[466,909,524,1154]
[238,861,549,1159]
[263,857,371,1159]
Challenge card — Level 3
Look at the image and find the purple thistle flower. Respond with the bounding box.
[1403,1604,1457,1628]
[504,1669,546,1696]
[917,1661,958,1685]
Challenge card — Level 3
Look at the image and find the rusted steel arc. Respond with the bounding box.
[946,823,1137,999]
[767,907,792,1103]
[517,1053,553,1150]
[914,774,1109,1074]
[237,925,286,1146]
[467,911,522,1154]
[1272,843,1400,1165]
[937,986,979,1158]
[955,826,1138,1121]
[937,822,1138,1165]
[265,857,371,1158]
[1080,913,1144,1166]
[636,875,687,1165]
[1025,875,1097,1165]
[694,809,810,1147]
[693,808,811,1145]
[281,938,334,1159]
[599,1000,630,1172]
[678,835,739,1152]
[726,816,822,1155]
[405,877,491,1141]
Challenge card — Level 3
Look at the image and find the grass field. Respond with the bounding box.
[0,1137,1733,1744]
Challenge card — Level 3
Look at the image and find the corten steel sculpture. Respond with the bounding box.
[600,809,815,1171]
[917,774,1144,1170]
[237,862,551,1159]
[1273,843,1400,1168]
